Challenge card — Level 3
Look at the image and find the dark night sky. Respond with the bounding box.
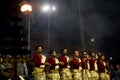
[0,0,120,61]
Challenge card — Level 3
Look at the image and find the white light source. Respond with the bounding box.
[42,5,50,12]
[52,6,56,10]
[110,57,113,60]
[42,5,56,12]
[91,38,94,42]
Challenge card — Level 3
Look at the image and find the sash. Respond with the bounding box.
[94,60,98,71]
[65,56,70,68]
[55,58,59,69]
[40,55,46,68]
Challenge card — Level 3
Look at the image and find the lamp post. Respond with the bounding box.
[42,4,56,51]
[77,0,85,51]
[21,4,32,51]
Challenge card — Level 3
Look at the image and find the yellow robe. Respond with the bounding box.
[32,55,46,80]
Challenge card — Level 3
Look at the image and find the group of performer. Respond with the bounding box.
[32,45,110,80]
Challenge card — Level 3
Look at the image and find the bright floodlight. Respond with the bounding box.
[42,5,50,12]
[21,4,32,12]
[52,6,56,10]
[91,38,94,42]
[42,5,56,12]
[110,57,113,60]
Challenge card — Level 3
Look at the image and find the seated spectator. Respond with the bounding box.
[0,56,11,80]
[17,55,28,79]
[115,64,120,80]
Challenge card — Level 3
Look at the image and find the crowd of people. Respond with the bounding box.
[0,45,120,80]
[32,45,119,80]
[0,53,34,80]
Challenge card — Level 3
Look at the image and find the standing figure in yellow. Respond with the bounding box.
[32,45,46,80]
[69,50,82,80]
[81,51,91,80]
[58,49,72,80]
[98,55,110,80]
[45,50,61,80]
[89,52,99,80]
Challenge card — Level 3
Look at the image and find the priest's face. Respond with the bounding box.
[37,47,42,53]
[91,52,95,57]
[74,50,79,57]
[63,49,68,55]
[52,51,57,57]
[100,55,105,60]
